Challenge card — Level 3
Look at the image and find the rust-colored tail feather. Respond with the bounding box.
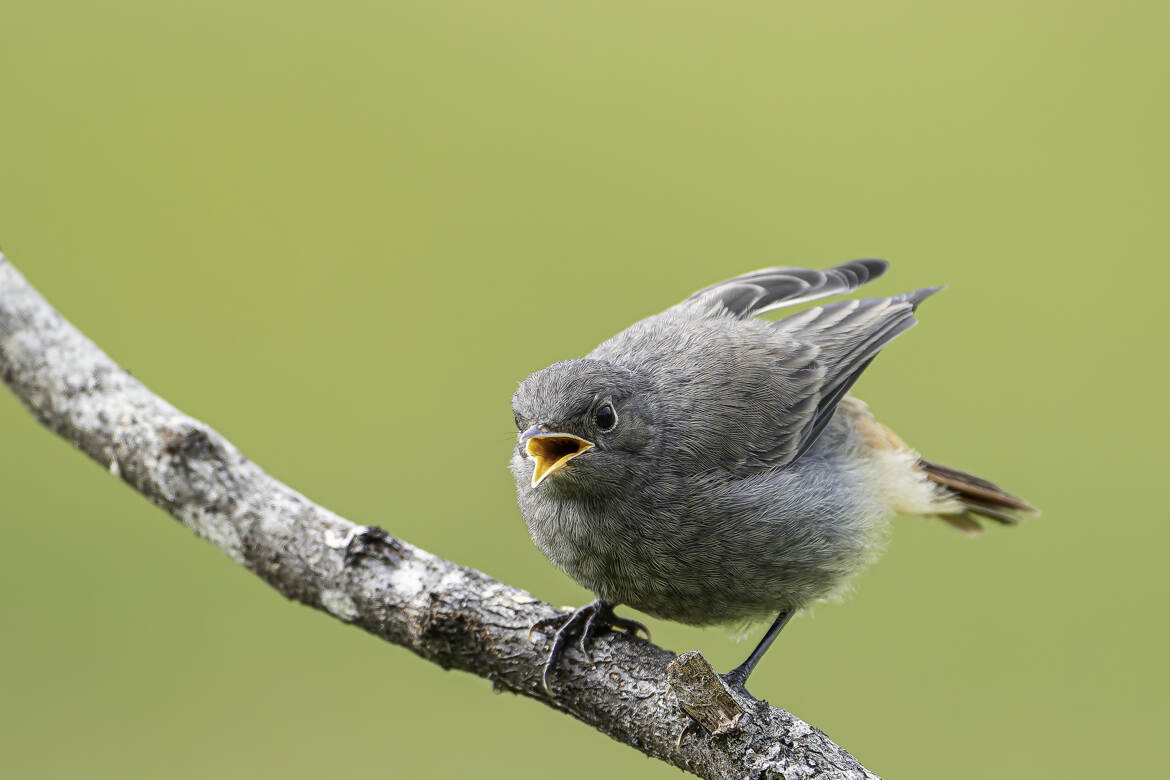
[920,458,1038,531]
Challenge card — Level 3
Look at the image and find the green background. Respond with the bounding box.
[1,2,1165,777]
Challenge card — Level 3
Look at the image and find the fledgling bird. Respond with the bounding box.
[509,260,1036,695]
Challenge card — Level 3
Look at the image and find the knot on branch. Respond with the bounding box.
[162,426,215,459]
[668,650,746,736]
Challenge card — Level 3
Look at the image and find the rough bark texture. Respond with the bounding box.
[0,255,879,780]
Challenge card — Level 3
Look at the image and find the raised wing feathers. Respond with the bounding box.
[684,258,888,319]
[595,261,939,472]
[763,286,942,465]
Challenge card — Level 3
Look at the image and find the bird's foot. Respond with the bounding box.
[528,599,651,695]
[675,720,700,750]
[719,666,755,699]
[714,608,792,700]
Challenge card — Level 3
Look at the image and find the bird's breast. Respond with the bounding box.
[517,451,894,626]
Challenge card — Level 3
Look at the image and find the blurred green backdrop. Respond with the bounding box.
[1,1,1166,778]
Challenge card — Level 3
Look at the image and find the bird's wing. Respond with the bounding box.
[759,286,942,466]
[681,259,888,320]
[591,262,937,472]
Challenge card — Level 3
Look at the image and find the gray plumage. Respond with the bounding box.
[509,260,1035,683]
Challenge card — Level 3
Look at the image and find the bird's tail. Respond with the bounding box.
[920,459,1039,534]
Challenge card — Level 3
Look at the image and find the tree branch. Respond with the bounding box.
[0,255,878,780]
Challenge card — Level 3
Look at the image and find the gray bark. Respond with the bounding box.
[0,254,879,780]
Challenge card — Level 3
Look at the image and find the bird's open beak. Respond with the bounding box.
[520,426,595,488]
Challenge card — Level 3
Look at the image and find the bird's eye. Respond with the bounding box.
[594,402,617,432]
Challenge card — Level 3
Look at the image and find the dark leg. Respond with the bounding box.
[528,599,651,695]
[722,609,793,693]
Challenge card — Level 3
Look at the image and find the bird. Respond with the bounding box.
[509,259,1036,696]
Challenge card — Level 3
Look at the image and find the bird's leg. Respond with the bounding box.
[721,609,793,694]
[528,599,651,695]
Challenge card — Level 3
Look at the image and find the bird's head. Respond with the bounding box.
[510,359,656,495]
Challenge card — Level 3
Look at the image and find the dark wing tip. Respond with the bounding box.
[685,258,894,320]
[823,258,890,291]
[897,285,945,310]
[844,258,890,282]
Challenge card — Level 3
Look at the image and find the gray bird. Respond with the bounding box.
[510,259,1036,695]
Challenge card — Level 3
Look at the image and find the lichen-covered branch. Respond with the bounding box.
[0,255,878,780]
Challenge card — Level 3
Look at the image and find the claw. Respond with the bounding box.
[541,659,557,697]
[579,608,600,663]
[609,614,652,643]
[539,607,590,696]
[676,720,700,750]
[528,600,650,696]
